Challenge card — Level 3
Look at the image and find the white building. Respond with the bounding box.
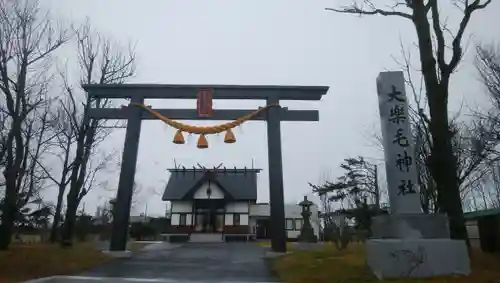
[163,168,319,241]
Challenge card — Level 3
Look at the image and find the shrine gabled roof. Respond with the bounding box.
[162,168,261,201]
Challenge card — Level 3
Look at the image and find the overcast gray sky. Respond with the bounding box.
[43,0,500,216]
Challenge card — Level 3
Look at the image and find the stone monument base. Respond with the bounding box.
[371,213,450,239]
[298,226,317,243]
[366,239,470,279]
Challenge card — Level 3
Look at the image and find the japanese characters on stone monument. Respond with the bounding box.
[377,71,421,214]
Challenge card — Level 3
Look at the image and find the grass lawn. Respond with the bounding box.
[0,241,149,283]
[256,241,296,249]
[271,243,500,283]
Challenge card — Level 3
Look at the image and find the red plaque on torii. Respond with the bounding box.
[197,88,213,117]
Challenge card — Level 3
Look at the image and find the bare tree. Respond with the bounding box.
[476,44,500,121]
[130,181,144,212]
[310,158,389,245]
[475,44,500,153]
[106,181,143,225]
[1,103,55,236]
[39,71,119,243]
[0,0,68,249]
[19,103,53,199]
[485,164,500,208]
[0,107,8,170]
[310,157,380,208]
[38,126,117,242]
[58,22,135,247]
[469,43,500,210]
[37,94,78,242]
[310,170,337,242]
[413,112,495,213]
[328,0,493,241]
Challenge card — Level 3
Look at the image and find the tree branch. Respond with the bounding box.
[325,1,413,20]
[448,0,492,73]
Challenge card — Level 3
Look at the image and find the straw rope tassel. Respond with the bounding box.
[128,102,281,148]
[173,130,185,144]
[197,134,208,149]
[224,128,236,143]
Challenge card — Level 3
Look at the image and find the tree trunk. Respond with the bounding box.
[428,85,470,246]
[0,168,18,250]
[61,186,78,248]
[50,186,65,243]
[411,4,469,244]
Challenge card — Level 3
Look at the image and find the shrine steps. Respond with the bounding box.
[189,233,224,243]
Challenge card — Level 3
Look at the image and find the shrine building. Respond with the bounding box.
[162,167,320,242]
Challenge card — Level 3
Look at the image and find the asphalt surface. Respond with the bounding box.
[27,242,279,283]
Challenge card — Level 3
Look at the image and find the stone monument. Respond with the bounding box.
[366,71,470,279]
[298,196,317,242]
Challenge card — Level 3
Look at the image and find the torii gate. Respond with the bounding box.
[84,84,328,253]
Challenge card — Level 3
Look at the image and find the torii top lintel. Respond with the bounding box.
[82,84,329,101]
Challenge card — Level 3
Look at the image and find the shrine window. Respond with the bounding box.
[233,213,241,225]
[285,218,294,230]
[179,213,187,226]
[295,219,303,230]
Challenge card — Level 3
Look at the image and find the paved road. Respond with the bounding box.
[27,242,279,283]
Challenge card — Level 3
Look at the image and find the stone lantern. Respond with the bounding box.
[298,196,317,242]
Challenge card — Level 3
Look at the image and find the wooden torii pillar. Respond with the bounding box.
[84,84,329,253]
